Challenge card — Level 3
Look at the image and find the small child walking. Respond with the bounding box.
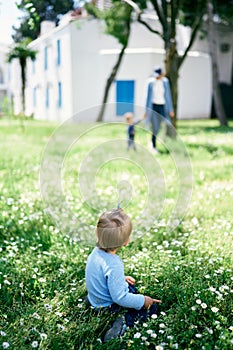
[85,208,161,342]
[124,112,143,151]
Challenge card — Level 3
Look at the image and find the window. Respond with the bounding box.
[57,39,61,66]
[44,46,48,70]
[8,65,11,81]
[46,85,50,108]
[58,82,62,108]
[0,68,4,84]
[33,87,37,107]
[32,59,36,74]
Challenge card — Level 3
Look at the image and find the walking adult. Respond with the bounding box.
[145,67,174,153]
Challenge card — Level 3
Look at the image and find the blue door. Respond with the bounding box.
[116,80,135,116]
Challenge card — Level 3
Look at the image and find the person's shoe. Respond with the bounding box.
[148,142,153,150]
[148,143,159,154]
[103,316,126,342]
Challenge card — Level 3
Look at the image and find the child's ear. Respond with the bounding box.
[123,237,130,246]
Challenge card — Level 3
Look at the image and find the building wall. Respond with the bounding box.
[25,23,73,121]
[98,48,211,120]
[8,59,21,114]
[192,23,233,85]
[11,17,232,122]
[69,19,211,121]
[69,19,122,120]
[178,53,212,119]
[0,44,11,113]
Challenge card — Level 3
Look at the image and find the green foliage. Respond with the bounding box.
[7,41,37,63]
[214,0,233,23]
[13,0,75,42]
[0,119,233,349]
[85,1,132,46]
[179,0,207,27]
[179,0,233,27]
[104,2,132,45]
[13,19,39,43]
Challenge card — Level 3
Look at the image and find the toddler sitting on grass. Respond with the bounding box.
[85,208,161,342]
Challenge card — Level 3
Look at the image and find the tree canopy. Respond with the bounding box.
[85,0,132,46]
[13,0,75,42]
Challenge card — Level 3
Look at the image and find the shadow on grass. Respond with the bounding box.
[185,142,233,155]
[202,124,233,133]
[179,121,233,135]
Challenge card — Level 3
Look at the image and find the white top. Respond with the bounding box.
[152,79,165,105]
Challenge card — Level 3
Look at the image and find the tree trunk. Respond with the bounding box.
[165,40,179,137]
[96,43,127,122]
[20,57,26,115]
[207,0,228,126]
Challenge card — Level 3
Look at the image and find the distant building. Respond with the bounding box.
[8,12,233,122]
[0,43,12,114]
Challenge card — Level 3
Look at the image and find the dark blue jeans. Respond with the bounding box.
[151,104,165,148]
[108,284,159,327]
[127,134,136,150]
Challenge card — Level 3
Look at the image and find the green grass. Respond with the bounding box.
[0,118,233,350]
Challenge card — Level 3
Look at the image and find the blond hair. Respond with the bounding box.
[124,112,134,123]
[96,209,132,251]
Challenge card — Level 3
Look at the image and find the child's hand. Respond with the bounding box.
[125,276,135,285]
[142,112,147,119]
[170,111,175,118]
[144,296,162,308]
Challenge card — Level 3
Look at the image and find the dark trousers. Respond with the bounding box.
[127,134,136,150]
[108,284,159,327]
[151,104,165,148]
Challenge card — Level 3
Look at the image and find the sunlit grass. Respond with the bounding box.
[0,118,232,349]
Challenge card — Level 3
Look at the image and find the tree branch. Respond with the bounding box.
[178,11,205,69]
[121,0,141,14]
[171,0,177,37]
[161,0,168,37]
[151,0,167,30]
[161,0,167,19]
[138,14,163,37]
[122,0,163,37]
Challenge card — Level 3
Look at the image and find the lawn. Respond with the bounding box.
[0,118,233,350]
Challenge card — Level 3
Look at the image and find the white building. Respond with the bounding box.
[0,43,12,114]
[9,14,232,122]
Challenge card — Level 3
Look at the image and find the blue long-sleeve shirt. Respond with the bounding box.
[85,247,145,310]
[127,119,142,137]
